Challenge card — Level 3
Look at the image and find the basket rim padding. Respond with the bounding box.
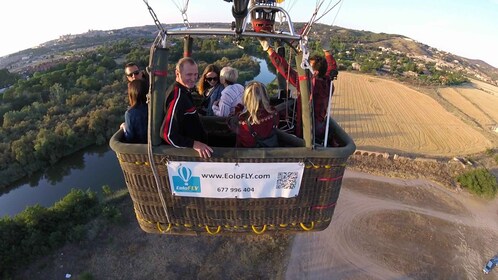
[110,116,356,159]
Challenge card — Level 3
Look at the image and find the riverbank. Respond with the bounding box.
[16,166,498,279]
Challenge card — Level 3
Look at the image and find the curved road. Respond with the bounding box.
[285,170,498,280]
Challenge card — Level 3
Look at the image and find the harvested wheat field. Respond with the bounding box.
[471,78,498,96]
[438,87,495,128]
[332,72,492,156]
[454,86,498,124]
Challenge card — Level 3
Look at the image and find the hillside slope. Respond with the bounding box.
[1,23,497,85]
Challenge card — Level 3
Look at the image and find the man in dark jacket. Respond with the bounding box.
[161,57,213,158]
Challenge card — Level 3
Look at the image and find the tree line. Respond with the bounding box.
[0,37,261,189]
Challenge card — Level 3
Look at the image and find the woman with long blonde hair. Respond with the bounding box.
[228,81,279,148]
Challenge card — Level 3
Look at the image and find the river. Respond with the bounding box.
[0,57,277,218]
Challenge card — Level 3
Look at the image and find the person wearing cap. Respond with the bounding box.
[212,66,244,117]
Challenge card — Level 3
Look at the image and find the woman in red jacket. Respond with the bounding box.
[228,81,279,148]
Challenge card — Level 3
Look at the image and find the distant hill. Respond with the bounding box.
[1,22,497,85]
[309,24,498,85]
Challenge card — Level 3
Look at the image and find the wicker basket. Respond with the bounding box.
[110,117,355,235]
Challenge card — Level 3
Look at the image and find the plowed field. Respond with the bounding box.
[332,72,493,156]
[438,87,494,128]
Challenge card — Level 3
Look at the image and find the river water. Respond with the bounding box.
[0,57,277,218]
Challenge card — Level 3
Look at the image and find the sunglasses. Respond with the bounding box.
[127,70,140,77]
[205,77,218,82]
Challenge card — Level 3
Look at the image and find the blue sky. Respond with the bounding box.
[2,0,497,67]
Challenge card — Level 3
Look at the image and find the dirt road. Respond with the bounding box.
[19,169,498,279]
[285,170,498,280]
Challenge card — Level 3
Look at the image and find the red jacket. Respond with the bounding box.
[269,51,337,139]
[228,108,279,148]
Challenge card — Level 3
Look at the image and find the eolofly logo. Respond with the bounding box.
[172,166,201,193]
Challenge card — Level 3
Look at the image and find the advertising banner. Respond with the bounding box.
[166,161,304,198]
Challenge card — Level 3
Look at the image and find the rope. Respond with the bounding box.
[313,0,342,24]
[323,79,334,147]
[170,0,191,27]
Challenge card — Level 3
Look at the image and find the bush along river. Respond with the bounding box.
[0,57,277,217]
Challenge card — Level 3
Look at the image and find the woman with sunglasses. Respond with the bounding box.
[197,64,224,116]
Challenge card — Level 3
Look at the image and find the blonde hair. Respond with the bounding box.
[220,66,238,84]
[243,81,273,124]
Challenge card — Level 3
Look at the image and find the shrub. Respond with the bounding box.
[0,189,99,277]
[102,184,113,196]
[456,168,498,198]
[495,154,498,165]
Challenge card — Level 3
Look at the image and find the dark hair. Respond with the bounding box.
[128,79,147,108]
[197,64,220,95]
[310,55,328,78]
[125,62,138,69]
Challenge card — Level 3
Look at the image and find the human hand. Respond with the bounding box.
[258,38,270,51]
[319,37,331,52]
[193,141,213,158]
[120,123,126,132]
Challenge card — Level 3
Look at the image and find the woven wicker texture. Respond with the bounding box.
[110,118,355,235]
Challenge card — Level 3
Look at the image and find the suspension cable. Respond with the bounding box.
[143,0,166,35]
[170,0,191,27]
[313,0,342,24]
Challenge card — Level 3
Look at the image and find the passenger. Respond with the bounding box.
[212,66,244,117]
[197,64,224,116]
[228,81,279,148]
[259,38,338,141]
[124,62,149,85]
[120,79,148,144]
[161,57,213,158]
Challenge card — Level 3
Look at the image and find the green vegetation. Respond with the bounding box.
[494,154,498,165]
[0,189,103,278]
[0,37,261,189]
[456,168,498,198]
[0,69,20,88]
[308,23,470,86]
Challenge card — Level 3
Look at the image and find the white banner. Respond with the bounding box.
[166,161,304,199]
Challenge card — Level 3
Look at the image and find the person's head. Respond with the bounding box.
[175,57,198,89]
[124,62,144,82]
[127,79,148,108]
[309,55,328,78]
[243,81,272,124]
[197,64,220,95]
[220,66,238,86]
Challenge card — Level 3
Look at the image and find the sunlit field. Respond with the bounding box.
[332,72,493,156]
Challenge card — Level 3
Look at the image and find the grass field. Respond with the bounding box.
[332,72,495,156]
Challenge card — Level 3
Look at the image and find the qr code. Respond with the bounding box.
[276,172,298,189]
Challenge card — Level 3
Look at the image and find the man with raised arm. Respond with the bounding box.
[161,57,213,158]
[259,38,338,142]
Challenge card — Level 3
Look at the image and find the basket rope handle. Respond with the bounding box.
[205,225,221,235]
[157,222,172,233]
[299,221,314,231]
[251,225,267,234]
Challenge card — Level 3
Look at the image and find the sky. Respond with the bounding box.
[1,0,497,68]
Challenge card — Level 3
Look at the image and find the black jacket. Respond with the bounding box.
[161,82,206,148]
